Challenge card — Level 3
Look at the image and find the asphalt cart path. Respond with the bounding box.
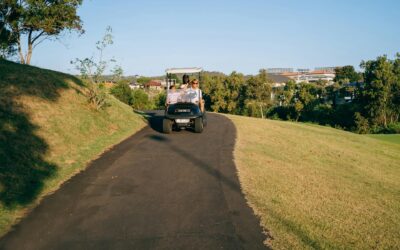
[0,112,266,250]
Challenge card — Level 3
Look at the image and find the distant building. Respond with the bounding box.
[144,80,162,90]
[297,68,310,73]
[314,66,337,73]
[266,68,294,74]
[281,70,335,84]
[265,66,340,84]
[129,81,141,89]
[268,74,291,87]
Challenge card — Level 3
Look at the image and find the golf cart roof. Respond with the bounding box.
[165,67,203,74]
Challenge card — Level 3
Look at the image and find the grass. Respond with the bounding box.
[0,59,146,236]
[366,134,400,145]
[227,114,400,249]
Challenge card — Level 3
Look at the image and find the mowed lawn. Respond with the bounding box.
[227,114,400,249]
[367,134,400,145]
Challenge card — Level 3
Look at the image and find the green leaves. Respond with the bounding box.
[334,65,361,85]
[360,54,398,128]
[71,26,116,84]
[202,70,272,118]
[1,0,83,63]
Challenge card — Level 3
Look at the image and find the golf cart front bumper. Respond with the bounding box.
[165,115,201,128]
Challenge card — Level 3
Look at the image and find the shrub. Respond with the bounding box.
[302,104,334,125]
[373,122,400,134]
[354,112,370,134]
[153,91,166,110]
[132,89,152,110]
[87,83,108,110]
[110,82,133,105]
[267,106,295,120]
[386,123,400,134]
[331,103,361,130]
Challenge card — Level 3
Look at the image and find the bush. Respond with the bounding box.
[153,91,166,110]
[331,103,361,130]
[386,123,400,134]
[87,83,108,110]
[132,89,152,110]
[354,112,370,134]
[267,106,295,120]
[110,82,133,105]
[302,104,334,125]
[373,123,400,134]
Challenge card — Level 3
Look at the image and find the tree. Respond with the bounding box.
[334,65,361,84]
[208,75,226,112]
[0,1,17,57]
[223,71,245,114]
[0,24,16,58]
[325,82,341,107]
[72,26,114,84]
[244,69,272,118]
[391,53,400,122]
[136,77,151,85]
[72,27,117,110]
[360,55,396,128]
[1,0,83,64]
[111,65,124,82]
[292,83,318,121]
[281,80,296,106]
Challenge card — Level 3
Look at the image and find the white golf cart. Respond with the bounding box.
[162,67,207,133]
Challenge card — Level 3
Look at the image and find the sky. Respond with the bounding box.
[28,0,400,76]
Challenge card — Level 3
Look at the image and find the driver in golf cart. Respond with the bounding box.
[163,67,207,133]
[187,79,204,112]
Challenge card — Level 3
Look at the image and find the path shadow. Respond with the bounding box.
[137,110,199,134]
[133,110,163,133]
[146,121,268,248]
[146,134,242,194]
[0,59,83,208]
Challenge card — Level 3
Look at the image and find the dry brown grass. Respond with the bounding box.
[227,114,400,249]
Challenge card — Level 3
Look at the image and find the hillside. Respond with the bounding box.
[0,60,146,235]
[227,114,400,249]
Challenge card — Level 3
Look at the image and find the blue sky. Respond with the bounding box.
[30,0,400,76]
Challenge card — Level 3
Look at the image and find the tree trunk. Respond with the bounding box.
[259,104,264,119]
[17,34,25,64]
[25,30,33,65]
[26,42,33,65]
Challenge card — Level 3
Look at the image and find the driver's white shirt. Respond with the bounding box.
[186,87,202,104]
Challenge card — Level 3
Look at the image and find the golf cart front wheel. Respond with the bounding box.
[194,117,204,133]
[162,119,172,134]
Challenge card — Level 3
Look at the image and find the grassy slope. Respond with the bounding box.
[0,60,146,235]
[367,134,400,145]
[227,114,400,249]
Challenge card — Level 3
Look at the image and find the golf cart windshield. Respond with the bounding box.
[165,67,203,105]
[167,88,201,104]
[165,67,203,75]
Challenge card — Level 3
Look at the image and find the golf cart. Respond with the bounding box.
[162,67,207,133]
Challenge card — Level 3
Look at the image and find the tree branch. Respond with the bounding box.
[31,31,45,44]
[32,35,50,49]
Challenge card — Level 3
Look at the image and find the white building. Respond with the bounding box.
[281,70,335,84]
